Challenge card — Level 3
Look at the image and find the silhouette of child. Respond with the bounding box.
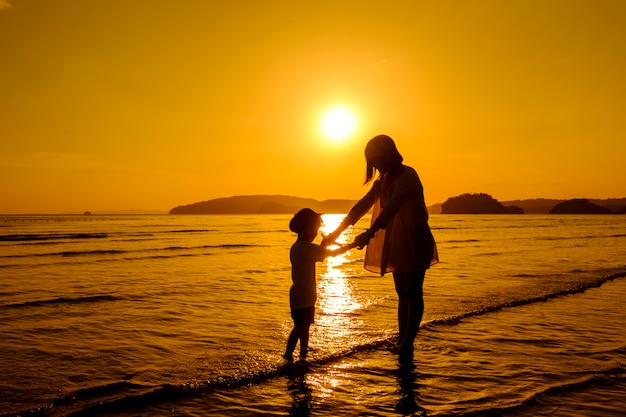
[283,208,358,361]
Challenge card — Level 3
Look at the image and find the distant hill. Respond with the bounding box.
[170,195,626,215]
[503,198,626,214]
[549,199,613,214]
[441,193,524,214]
[429,197,626,214]
[427,203,442,215]
[169,195,358,215]
[499,199,564,214]
[590,198,626,214]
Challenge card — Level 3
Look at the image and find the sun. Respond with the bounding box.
[321,106,357,142]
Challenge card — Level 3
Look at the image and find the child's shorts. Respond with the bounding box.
[291,306,315,325]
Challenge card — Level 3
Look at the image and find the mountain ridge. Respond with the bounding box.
[169,195,626,215]
[169,195,358,215]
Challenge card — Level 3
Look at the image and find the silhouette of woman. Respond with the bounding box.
[322,135,438,358]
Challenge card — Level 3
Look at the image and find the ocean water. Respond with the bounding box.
[1,214,625,417]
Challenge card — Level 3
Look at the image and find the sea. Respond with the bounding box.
[1,214,625,417]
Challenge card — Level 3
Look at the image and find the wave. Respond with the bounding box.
[0,229,222,245]
[0,233,108,242]
[445,238,481,243]
[431,223,555,231]
[244,266,291,274]
[459,366,626,417]
[8,271,624,417]
[0,254,201,269]
[0,244,261,267]
[473,251,503,257]
[5,346,388,417]
[15,342,623,417]
[537,233,626,241]
[0,381,154,417]
[1,294,122,310]
[423,271,626,327]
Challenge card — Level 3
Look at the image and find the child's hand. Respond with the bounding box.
[321,232,339,247]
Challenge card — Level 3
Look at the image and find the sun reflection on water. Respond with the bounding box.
[304,361,363,400]
[314,214,364,350]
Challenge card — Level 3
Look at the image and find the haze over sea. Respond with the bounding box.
[1,214,625,416]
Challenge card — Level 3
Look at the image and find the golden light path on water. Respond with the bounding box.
[311,214,365,397]
[318,214,362,317]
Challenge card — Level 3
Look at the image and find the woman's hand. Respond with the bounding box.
[321,229,341,247]
[354,231,373,249]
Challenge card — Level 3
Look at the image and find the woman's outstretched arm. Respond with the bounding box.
[321,181,378,247]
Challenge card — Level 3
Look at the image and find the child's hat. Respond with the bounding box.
[289,208,322,233]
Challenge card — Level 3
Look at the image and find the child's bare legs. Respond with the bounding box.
[284,323,311,361]
[298,324,310,359]
[393,271,425,356]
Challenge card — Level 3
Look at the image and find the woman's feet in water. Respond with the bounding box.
[398,344,414,362]
[391,342,414,361]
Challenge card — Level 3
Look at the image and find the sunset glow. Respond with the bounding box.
[1,1,625,213]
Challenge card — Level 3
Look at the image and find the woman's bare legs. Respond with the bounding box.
[394,274,409,344]
[393,271,425,356]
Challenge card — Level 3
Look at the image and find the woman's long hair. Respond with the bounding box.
[364,135,404,184]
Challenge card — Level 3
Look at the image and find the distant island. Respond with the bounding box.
[169,194,626,215]
[440,193,524,214]
[549,198,613,214]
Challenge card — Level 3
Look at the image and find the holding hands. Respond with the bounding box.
[320,229,342,248]
[322,226,375,250]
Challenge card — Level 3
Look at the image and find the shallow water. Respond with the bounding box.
[1,214,625,416]
[104,278,626,417]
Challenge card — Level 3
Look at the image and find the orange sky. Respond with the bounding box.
[1,0,625,214]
